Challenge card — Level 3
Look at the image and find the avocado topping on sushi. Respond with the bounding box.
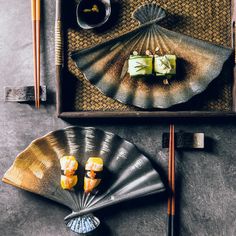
[128,55,153,77]
[154,55,176,76]
[127,50,176,84]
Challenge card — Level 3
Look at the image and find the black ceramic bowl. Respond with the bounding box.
[76,0,111,29]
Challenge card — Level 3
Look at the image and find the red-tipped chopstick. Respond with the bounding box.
[167,124,175,236]
[31,0,41,108]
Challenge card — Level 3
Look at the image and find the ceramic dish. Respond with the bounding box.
[2,126,165,234]
[71,3,232,109]
[76,0,111,29]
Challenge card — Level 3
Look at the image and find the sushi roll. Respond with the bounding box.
[128,51,153,77]
[154,55,176,77]
[60,156,78,190]
[84,157,103,193]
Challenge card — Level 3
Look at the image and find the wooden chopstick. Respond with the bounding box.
[36,0,41,108]
[167,126,172,235]
[171,124,175,236]
[167,124,175,236]
[31,0,38,107]
[31,0,41,108]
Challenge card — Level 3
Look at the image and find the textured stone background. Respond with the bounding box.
[0,0,235,236]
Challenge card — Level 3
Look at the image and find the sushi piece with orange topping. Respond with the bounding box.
[84,157,103,193]
[60,156,78,190]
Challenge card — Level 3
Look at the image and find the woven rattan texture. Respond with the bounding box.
[67,0,232,111]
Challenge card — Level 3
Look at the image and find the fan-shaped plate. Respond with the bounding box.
[2,127,165,234]
[71,3,233,109]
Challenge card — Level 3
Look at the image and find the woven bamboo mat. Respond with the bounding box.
[67,0,232,111]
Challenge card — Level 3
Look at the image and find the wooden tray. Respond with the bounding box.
[55,0,236,119]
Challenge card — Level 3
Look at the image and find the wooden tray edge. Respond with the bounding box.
[57,111,236,119]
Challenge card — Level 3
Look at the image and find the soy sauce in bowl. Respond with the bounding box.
[77,0,111,29]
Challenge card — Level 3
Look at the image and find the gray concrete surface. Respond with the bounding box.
[0,0,235,235]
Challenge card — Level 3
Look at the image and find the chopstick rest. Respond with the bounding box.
[162,132,205,149]
[4,86,46,102]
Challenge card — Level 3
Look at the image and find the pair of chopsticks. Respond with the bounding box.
[167,124,175,236]
[31,0,41,108]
